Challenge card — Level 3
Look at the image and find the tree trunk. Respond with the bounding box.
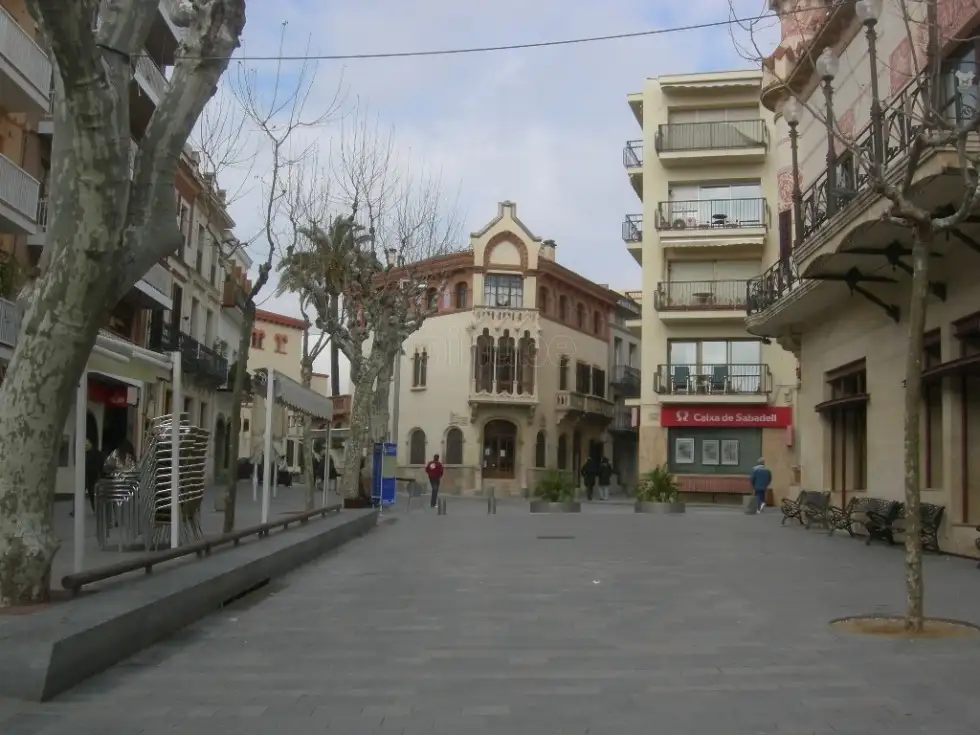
[222,306,254,533]
[373,353,395,442]
[330,296,341,397]
[903,224,932,633]
[341,371,381,498]
[300,357,315,511]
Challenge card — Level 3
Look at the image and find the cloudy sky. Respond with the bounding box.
[213,0,780,389]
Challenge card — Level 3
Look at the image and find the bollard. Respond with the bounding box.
[437,498,447,515]
[491,497,497,514]
[487,486,497,515]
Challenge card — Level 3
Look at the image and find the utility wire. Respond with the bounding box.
[176,2,855,62]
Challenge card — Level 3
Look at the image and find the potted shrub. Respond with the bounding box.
[634,464,685,514]
[529,470,581,513]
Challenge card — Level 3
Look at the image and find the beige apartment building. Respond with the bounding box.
[749,0,980,555]
[623,69,798,503]
[392,201,639,497]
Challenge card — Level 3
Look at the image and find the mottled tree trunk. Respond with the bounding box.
[903,224,932,633]
[222,306,254,533]
[340,375,376,498]
[372,353,395,441]
[300,357,315,511]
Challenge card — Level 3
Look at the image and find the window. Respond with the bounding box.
[592,310,602,335]
[426,288,439,311]
[614,337,623,365]
[274,333,287,354]
[484,274,523,307]
[558,295,568,320]
[575,361,591,393]
[445,427,463,464]
[923,331,943,489]
[557,434,567,469]
[538,286,550,313]
[558,356,569,390]
[825,361,868,495]
[496,331,515,393]
[535,431,546,468]
[455,282,468,308]
[474,329,494,392]
[628,343,637,367]
[667,339,763,393]
[412,350,428,388]
[251,330,265,350]
[242,418,250,433]
[591,368,606,399]
[409,429,426,465]
[195,247,204,273]
[576,303,586,328]
[778,208,793,260]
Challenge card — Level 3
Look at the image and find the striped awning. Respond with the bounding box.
[252,368,333,420]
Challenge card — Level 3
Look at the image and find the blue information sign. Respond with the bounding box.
[371,442,397,507]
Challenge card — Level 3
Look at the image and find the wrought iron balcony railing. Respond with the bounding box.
[746,259,801,317]
[656,198,768,231]
[610,408,636,432]
[622,214,642,242]
[148,324,229,384]
[623,139,643,168]
[653,363,772,396]
[609,364,640,398]
[655,119,768,153]
[655,280,749,311]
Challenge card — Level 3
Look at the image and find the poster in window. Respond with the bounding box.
[701,439,720,466]
[721,439,740,466]
[675,437,695,464]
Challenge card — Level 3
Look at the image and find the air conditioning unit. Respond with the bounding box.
[671,218,687,230]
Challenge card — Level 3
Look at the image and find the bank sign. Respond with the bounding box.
[660,405,793,428]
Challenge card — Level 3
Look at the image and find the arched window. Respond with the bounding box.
[409,428,427,465]
[445,427,464,464]
[475,328,494,392]
[517,330,536,395]
[455,282,469,309]
[535,430,546,468]
[593,310,602,335]
[412,350,428,388]
[496,330,515,393]
[558,295,568,321]
[557,434,568,469]
[576,303,586,329]
[538,286,549,313]
[251,330,265,350]
[426,287,439,311]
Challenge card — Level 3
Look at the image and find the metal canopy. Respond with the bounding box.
[252,368,333,420]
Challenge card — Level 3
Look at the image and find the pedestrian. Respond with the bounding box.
[749,456,772,513]
[581,455,598,501]
[597,456,615,501]
[425,453,444,508]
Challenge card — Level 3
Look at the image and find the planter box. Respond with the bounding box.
[529,500,581,513]
[634,501,686,514]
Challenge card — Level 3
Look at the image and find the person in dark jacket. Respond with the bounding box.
[596,456,615,501]
[84,439,104,512]
[749,457,773,513]
[581,456,598,501]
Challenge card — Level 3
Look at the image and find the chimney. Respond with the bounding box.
[539,238,557,261]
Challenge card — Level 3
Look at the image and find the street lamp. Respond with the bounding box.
[816,47,840,216]
[857,0,884,166]
[783,97,805,249]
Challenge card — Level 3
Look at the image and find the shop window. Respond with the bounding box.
[825,361,868,494]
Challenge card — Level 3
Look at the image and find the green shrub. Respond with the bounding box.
[635,463,680,503]
[534,470,577,502]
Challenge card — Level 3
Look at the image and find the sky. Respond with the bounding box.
[210,0,780,391]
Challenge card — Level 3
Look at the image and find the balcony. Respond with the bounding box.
[555,390,614,420]
[469,379,538,410]
[655,198,768,250]
[0,152,40,234]
[609,408,636,433]
[622,213,642,264]
[0,297,20,352]
[654,120,768,167]
[654,280,748,324]
[609,364,641,399]
[653,363,772,404]
[149,325,229,385]
[0,5,52,115]
[623,140,643,199]
[134,51,167,104]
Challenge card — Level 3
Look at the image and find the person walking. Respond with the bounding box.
[749,457,772,513]
[425,453,444,508]
[597,456,615,501]
[581,455,598,501]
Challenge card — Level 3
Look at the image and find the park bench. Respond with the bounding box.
[801,491,832,529]
[827,496,888,537]
[975,526,980,568]
[780,490,828,527]
[864,500,946,552]
[780,490,808,525]
[864,500,904,546]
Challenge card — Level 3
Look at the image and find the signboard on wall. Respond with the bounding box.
[660,405,793,428]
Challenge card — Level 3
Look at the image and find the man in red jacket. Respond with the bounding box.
[425,453,444,508]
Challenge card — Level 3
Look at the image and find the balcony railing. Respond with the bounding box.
[655,119,767,153]
[555,390,614,418]
[134,51,167,99]
[653,363,772,396]
[0,297,20,349]
[654,280,749,311]
[746,259,801,317]
[149,325,228,384]
[0,152,40,224]
[0,5,53,103]
[470,378,537,403]
[610,409,636,432]
[623,140,643,168]
[610,364,640,398]
[622,214,642,243]
[656,198,768,231]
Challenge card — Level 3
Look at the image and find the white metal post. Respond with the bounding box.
[170,349,183,549]
[252,458,258,502]
[321,423,332,507]
[261,368,275,524]
[73,371,88,573]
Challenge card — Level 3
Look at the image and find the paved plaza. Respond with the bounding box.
[4,498,980,733]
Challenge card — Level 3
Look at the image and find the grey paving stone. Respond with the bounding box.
[9,499,980,732]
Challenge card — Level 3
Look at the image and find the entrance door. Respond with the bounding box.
[482,420,517,479]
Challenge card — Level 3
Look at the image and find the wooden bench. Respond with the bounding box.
[864,500,904,546]
[828,496,889,538]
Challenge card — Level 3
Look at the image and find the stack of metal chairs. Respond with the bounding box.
[94,467,142,552]
[138,413,211,549]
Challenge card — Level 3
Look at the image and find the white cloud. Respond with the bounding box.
[212,0,781,392]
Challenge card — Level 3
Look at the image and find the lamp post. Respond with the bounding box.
[783,97,804,249]
[816,47,840,216]
[857,0,884,167]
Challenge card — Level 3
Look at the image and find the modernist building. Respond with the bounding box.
[391,201,639,498]
[623,68,797,502]
[606,290,642,489]
[748,0,980,554]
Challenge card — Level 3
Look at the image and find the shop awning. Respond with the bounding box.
[252,368,333,420]
[88,331,172,383]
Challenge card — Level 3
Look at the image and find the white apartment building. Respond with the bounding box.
[391,201,639,498]
[624,69,797,503]
[749,0,980,556]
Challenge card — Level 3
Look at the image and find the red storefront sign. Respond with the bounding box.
[660,405,793,428]
[88,383,130,407]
